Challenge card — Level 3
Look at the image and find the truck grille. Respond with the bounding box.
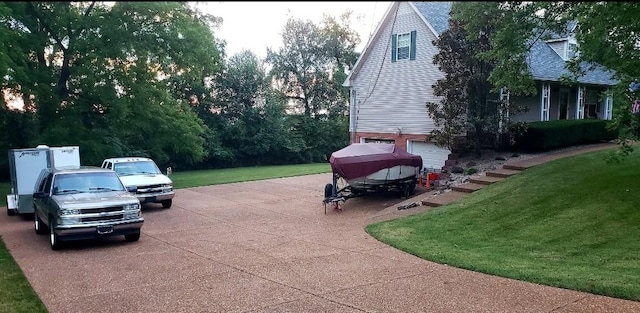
[81,214,124,223]
[81,206,123,214]
[136,184,165,195]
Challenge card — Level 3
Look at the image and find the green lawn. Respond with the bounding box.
[366,148,640,301]
[0,162,331,313]
[170,163,331,189]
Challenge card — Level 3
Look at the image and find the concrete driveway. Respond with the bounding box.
[1,173,639,312]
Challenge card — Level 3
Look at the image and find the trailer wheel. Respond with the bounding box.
[408,182,417,196]
[324,183,334,198]
[401,183,415,198]
[7,209,17,216]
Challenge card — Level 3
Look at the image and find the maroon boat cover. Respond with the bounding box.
[329,143,423,180]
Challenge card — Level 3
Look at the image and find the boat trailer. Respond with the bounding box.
[322,173,418,214]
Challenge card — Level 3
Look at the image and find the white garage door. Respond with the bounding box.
[406,141,451,172]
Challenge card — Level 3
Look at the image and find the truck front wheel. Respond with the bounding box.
[161,199,172,208]
[125,230,141,242]
[35,213,47,235]
[49,222,62,250]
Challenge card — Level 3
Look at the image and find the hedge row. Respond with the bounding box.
[512,119,617,152]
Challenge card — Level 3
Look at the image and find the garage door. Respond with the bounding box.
[406,141,451,172]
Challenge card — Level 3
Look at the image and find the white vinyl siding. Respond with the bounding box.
[510,96,542,122]
[349,2,443,136]
[547,41,566,59]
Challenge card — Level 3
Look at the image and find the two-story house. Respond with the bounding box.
[343,2,617,171]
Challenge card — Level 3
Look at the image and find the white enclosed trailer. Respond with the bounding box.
[6,145,80,215]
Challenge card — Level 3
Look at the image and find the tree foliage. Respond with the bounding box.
[0,3,361,179]
[455,2,640,159]
[426,3,500,157]
[0,2,223,170]
[265,12,360,161]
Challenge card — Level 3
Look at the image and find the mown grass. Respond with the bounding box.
[0,162,331,312]
[170,163,331,189]
[366,148,640,301]
[0,239,47,313]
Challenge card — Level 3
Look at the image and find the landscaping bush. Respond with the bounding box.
[512,120,617,152]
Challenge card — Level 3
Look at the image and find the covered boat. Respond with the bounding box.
[328,143,422,194]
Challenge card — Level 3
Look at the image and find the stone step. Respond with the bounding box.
[451,183,485,193]
[503,163,529,171]
[421,191,468,207]
[485,168,521,178]
[469,175,503,185]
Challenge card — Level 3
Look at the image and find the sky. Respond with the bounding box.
[193,2,391,59]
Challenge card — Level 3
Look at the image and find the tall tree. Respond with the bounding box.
[265,12,359,161]
[202,50,301,166]
[0,2,223,167]
[426,3,500,158]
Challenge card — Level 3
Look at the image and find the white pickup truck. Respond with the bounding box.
[101,157,175,208]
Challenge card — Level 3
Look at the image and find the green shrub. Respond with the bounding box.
[466,167,478,175]
[512,120,617,152]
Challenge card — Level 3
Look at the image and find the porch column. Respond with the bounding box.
[576,86,585,119]
[605,91,613,120]
[540,83,550,121]
[499,87,510,133]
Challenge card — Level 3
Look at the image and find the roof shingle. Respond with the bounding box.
[411,1,617,86]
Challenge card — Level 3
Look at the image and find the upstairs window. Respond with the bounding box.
[397,33,411,60]
[391,31,416,62]
[566,42,577,59]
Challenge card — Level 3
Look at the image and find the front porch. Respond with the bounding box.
[510,82,613,122]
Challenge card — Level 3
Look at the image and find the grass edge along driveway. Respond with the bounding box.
[366,148,640,301]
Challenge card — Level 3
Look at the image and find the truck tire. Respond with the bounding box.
[35,213,47,235]
[161,199,172,208]
[49,221,62,250]
[125,230,141,242]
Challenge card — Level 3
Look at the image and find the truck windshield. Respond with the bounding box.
[52,172,125,195]
[114,161,161,176]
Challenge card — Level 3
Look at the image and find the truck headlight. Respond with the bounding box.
[123,203,140,211]
[60,208,80,215]
[124,211,141,219]
[161,184,173,192]
[58,216,80,225]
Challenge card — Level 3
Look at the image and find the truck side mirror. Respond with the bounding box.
[127,186,137,193]
[33,192,47,198]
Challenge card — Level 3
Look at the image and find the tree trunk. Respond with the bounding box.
[474,123,483,159]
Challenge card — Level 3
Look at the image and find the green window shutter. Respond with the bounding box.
[391,34,397,63]
[410,30,417,60]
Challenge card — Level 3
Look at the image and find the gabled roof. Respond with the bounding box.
[528,36,617,86]
[344,1,617,87]
[412,2,452,35]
